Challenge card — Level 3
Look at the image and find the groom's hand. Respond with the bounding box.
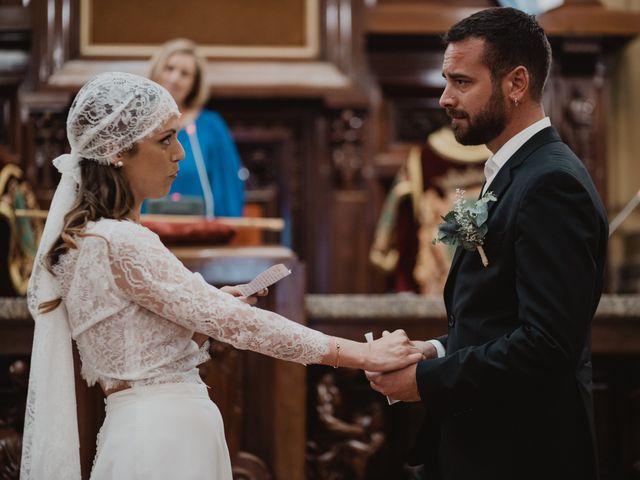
[412,340,438,360]
[365,363,421,402]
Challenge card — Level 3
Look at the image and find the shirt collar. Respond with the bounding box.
[483,116,551,192]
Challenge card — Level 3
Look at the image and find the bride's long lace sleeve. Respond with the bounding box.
[107,221,329,365]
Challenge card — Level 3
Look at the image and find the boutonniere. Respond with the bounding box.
[433,189,497,267]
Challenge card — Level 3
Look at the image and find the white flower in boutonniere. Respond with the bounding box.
[433,189,497,267]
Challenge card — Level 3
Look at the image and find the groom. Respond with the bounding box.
[367,7,607,480]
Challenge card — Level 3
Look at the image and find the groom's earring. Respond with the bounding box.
[512,97,519,107]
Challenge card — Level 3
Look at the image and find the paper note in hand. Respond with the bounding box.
[236,264,292,297]
[365,332,400,405]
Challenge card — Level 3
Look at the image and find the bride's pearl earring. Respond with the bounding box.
[115,161,124,168]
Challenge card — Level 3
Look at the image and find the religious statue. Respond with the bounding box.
[370,127,489,294]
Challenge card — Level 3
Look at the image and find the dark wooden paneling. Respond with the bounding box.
[307,294,640,479]
[366,1,640,36]
[173,246,308,480]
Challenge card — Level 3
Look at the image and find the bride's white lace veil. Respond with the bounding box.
[21,71,179,480]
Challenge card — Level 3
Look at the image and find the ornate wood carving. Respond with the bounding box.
[232,452,272,480]
[391,99,449,143]
[307,368,387,480]
[20,96,70,206]
[0,358,29,480]
[231,124,299,247]
[307,293,640,480]
[544,39,609,201]
[329,109,367,190]
[212,98,377,293]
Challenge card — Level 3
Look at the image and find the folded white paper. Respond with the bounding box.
[236,264,291,297]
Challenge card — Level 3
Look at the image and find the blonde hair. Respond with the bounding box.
[148,38,209,110]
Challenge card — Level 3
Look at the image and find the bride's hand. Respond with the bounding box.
[364,330,423,372]
[220,285,268,305]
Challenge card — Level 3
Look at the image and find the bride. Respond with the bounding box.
[21,71,424,480]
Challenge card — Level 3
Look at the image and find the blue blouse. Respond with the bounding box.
[156,110,245,217]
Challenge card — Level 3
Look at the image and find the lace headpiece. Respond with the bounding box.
[22,72,179,480]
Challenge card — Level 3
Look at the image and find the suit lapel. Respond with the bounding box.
[443,126,562,304]
[484,127,560,216]
[444,246,463,307]
[448,247,465,278]
[483,164,512,217]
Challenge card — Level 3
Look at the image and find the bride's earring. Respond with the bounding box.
[115,161,124,168]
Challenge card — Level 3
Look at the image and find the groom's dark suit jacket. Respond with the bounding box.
[412,127,608,480]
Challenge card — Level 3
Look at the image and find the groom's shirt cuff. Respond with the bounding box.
[427,339,446,358]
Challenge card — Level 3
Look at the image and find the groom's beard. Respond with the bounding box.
[447,85,507,146]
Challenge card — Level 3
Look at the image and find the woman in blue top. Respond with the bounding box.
[149,38,245,217]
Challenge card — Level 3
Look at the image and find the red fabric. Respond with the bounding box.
[394,196,420,293]
[141,220,236,245]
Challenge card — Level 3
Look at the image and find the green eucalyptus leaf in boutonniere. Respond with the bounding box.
[433,188,497,267]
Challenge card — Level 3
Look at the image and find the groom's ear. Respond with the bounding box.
[506,65,530,100]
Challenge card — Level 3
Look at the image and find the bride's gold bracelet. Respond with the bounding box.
[333,337,341,369]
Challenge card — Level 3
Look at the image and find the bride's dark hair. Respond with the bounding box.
[38,152,136,313]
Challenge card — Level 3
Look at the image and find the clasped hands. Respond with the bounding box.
[364,330,438,402]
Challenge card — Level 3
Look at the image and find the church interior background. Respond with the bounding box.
[1,0,640,478]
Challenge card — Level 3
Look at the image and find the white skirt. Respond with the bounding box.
[91,383,232,480]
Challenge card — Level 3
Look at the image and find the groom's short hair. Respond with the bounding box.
[443,7,552,102]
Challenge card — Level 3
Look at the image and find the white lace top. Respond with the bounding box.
[53,218,328,391]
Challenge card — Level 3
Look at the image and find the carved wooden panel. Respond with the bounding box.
[175,247,308,480]
[306,355,640,480]
[232,125,299,248]
[0,88,19,154]
[213,98,376,293]
[307,367,392,480]
[0,308,32,480]
[0,356,28,480]
[329,109,367,190]
[544,38,610,202]
[19,97,70,207]
[307,296,640,480]
[592,356,640,479]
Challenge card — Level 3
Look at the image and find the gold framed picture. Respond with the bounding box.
[80,0,319,59]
